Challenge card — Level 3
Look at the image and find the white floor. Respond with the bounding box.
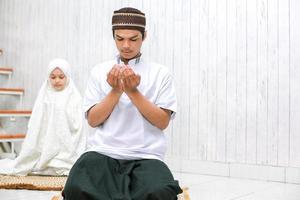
[174,172,300,200]
[0,172,300,200]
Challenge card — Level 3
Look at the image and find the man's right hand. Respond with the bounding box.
[106,65,123,93]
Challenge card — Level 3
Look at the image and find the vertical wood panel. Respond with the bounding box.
[189,0,201,159]
[290,0,300,167]
[267,0,279,166]
[207,0,217,161]
[163,0,175,156]
[235,0,247,163]
[277,0,291,167]
[246,0,257,164]
[179,0,191,158]
[226,0,237,162]
[172,0,191,157]
[256,0,268,165]
[149,0,165,64]
[140,0,151,60]
[198,0,209,160]
[216,0,227,162]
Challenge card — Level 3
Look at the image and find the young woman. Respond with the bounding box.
[0,58,86,176]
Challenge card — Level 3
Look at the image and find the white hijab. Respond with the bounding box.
[0,58,86,176]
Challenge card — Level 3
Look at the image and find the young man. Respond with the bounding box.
[63,7,182,200]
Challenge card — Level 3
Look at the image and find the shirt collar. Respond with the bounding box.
[116,53,142,66]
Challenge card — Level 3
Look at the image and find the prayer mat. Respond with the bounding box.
[0,174,67,191]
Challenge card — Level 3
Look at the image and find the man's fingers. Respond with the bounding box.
[107,65,123,88]
[122,68,141,90]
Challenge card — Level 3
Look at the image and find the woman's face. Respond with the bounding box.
[49,67,67,91]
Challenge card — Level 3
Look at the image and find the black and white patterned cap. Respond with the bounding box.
[112,7,146,32]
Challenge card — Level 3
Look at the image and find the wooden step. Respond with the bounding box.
[0,110,31,117]
[0,67,13,75]
[0,88,24,96]
[0,133,26,158]
[0,133,26,142]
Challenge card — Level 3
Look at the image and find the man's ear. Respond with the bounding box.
[143,31,147,41]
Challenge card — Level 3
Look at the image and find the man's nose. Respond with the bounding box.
[123,40,130,48]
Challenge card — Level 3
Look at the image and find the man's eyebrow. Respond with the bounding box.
[115,34,123,38]
[130,35,139,39]
[115,34,139,39]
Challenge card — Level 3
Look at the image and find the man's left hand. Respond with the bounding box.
[121,66,141,94]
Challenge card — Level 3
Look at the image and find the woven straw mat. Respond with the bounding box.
[0,174,67,191]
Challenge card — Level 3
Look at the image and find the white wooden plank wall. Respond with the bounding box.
[0,0,299,183]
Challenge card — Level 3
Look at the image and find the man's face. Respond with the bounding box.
[114,29,145,60]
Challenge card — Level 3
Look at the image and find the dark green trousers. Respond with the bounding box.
[63,151,182,200]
